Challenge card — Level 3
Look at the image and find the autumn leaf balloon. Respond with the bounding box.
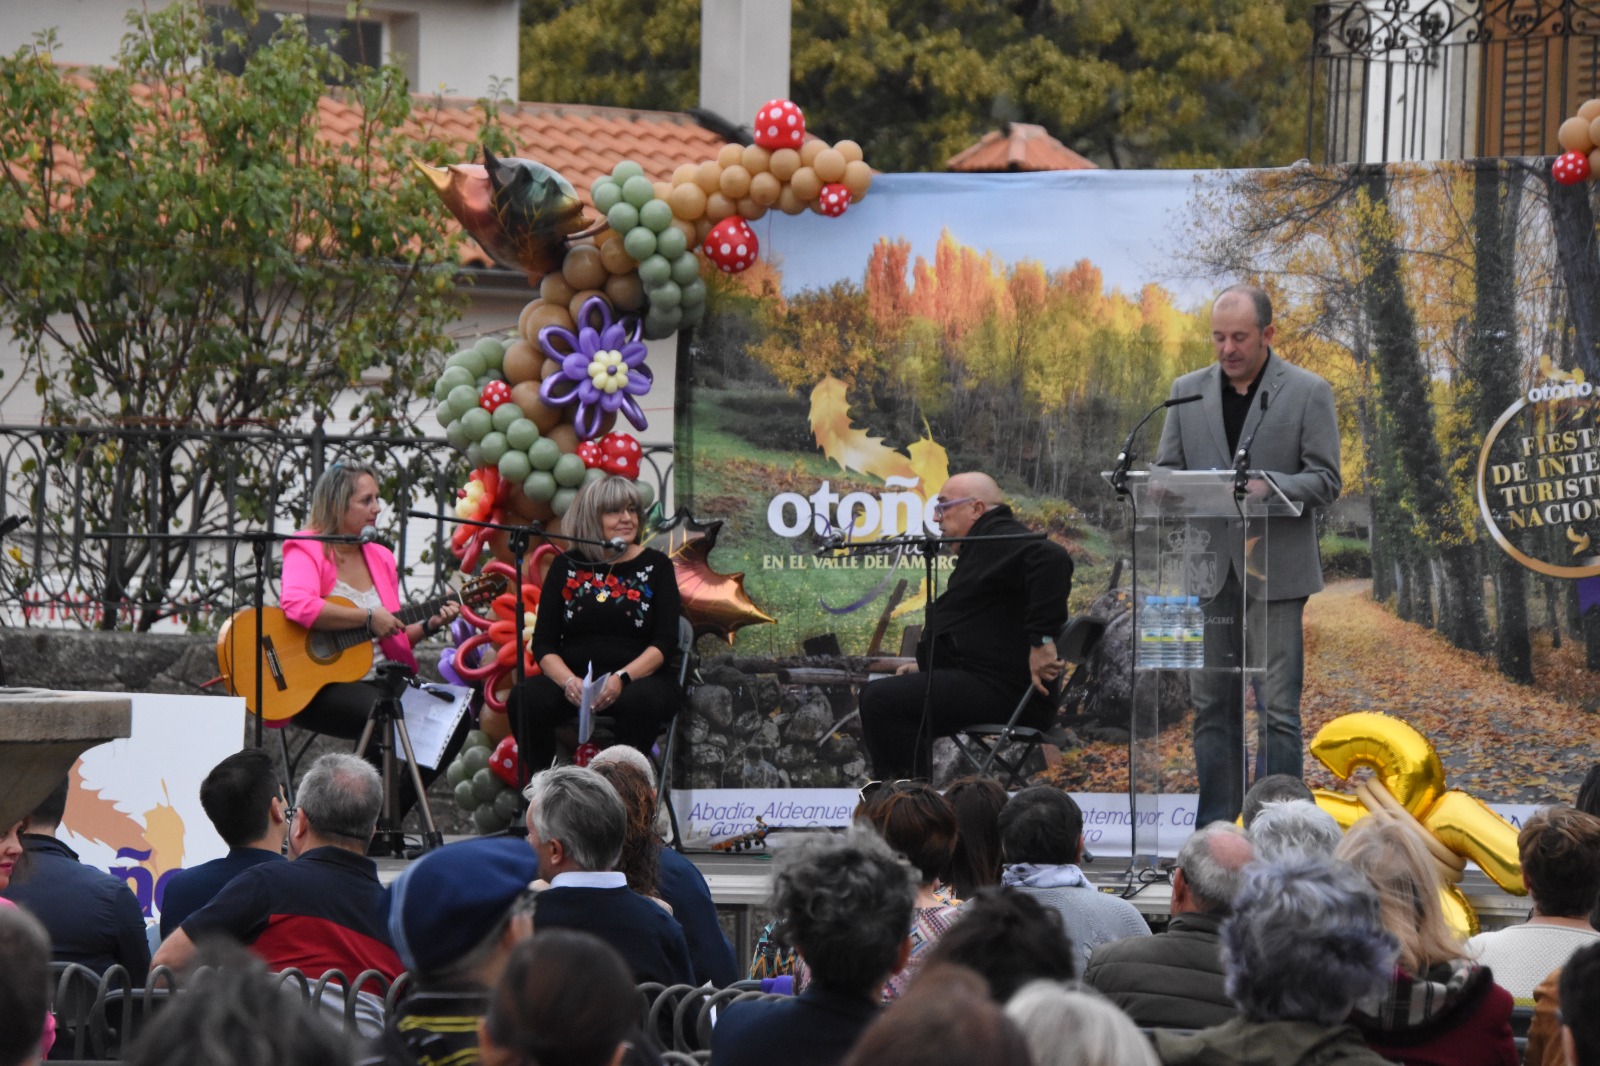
[416,147,592,283]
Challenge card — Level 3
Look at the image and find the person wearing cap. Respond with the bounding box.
[367,837,539,1066]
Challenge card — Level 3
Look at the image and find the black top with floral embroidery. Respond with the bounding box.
[530,547,682,676]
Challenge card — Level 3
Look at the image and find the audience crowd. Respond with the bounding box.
[7,754,1600,1066]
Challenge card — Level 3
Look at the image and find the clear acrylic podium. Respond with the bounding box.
[1103,468,1303,867]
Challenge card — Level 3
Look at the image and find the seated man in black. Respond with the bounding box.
[859,471,1074,778]
[522,766,693,987]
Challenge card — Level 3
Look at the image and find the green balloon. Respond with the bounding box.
[461,746,490,774]
[432,376,453,402]
[471,767,503,803]
[622,174,656,208]
[446,420,469,448]
[670,252,702,287]
[466,729,491,749]
[639,198,674,233]
[623,226,658,261]
[499,449,532,483]
[473,805,508,834]
[523,470,558,502]
[460,407,493,443]
[528,437,562,472]
[593,180,623,214]
[454,780,479,811]
[656,226,689,261]
[475,337,506,363]
[479,431,508,464]
[680,278,707,308]
[606,201,640,234]
[681,301,706,328]
[506,418,540,451]
[635,480,656,511]
[445,758,469,787]
[591,173,618,199]
[454,349,488,378]
[651,280,683,309]
[553,452,588,488]
[552,487,578,516]
[435,402,455,428]
[447,383,479,414]
[582,466,608,488]
[644,304,682,338]
[493,789,521,822]
[491,402,522,432]
[465,443,484,467]
[638,254,672,288]
[611,160,646,183]
[439,364,475,391]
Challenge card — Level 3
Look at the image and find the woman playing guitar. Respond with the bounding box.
[280,464,461,816]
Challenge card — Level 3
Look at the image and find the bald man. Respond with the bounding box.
[859,472,1074,778]
[1154,284,1340,826]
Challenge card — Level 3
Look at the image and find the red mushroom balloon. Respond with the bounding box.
[703,217,759,273]
[1554,149,1591,185]
[753,99,806,150]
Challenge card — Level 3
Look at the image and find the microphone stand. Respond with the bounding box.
[823,527,1046,779]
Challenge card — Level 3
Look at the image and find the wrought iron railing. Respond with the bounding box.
[0,423,673,631]
[1310,0,1600,162]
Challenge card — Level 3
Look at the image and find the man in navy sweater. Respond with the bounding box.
[158,749,287,938]
[523,766,693,987]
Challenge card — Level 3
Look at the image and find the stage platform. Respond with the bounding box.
[375,838,1533,966]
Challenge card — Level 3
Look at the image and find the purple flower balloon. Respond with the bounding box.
[437,647,465,688]
[538,296,653,440]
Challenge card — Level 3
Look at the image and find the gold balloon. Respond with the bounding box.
[742,144,772,174]
[653,180,673,201]
[1581,98,1600,121]
[669,182,708,222]
[719,164,752,200]
[843,160,874,201]
[1422,789,1526,895]
[1441,883,1479,940]
[813,148,847,184]
[834,139,865,164]
[1312,787,1366,829]
[695,161,724,195]
[1563,115,1599,153]
[749,171,782,207]
[1310,712,1444,815]
[769,148,801,182]
[717,143,745,168]
[799,140,826,167]
[789,166,823,202]
[672,163,699,187]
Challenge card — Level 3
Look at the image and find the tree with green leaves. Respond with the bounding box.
[0,1,487,627]
[520,0,1313,172]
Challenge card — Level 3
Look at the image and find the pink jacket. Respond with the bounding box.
[279,532,418,671]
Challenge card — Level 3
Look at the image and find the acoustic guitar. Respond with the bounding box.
[216,574,505,722]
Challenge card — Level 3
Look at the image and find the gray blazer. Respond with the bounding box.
[1154,353,1341,601]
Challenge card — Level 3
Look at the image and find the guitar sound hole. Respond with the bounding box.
[306,633,344,665]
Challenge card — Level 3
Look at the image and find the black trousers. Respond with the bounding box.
[507,672,680,774]
[293,679,468,819]
[858,669,1027,779]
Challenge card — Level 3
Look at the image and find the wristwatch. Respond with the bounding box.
[617,671,633,687]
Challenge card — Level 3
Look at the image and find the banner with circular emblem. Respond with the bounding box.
[1477,373,1600,577]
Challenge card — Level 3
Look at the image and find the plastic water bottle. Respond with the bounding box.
[1181,596,1206,669]
[1160,596,1184,669]
[1139,596,1164,670]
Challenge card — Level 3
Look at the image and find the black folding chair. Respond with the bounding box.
[950,614,1107,787]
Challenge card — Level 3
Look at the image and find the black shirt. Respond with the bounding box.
[2,834,151,984]
[1221,352,1272,453]
[530,547,681,675]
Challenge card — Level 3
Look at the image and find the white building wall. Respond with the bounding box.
[0,0,519,98]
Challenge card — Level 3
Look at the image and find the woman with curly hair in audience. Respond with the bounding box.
[1335,818,1516,1066]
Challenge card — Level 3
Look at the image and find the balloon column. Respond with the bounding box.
[1552,99,1600,184]
[1309,712,1525,937]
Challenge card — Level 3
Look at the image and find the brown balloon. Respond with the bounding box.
[769,148,801,181]
[737,197,767,221]
[598,232,636,275]
[834,139,865,163]
[799,140,826,167]
[789,166,822,202]
[568,288,609,324]
[524,304,577,350]
[717,143,745,167]
[813,148,847,183]
[705,192,737,223]
[694,217,712,243]
[539,271,576,308]
[479,704,512,743]
[1581,99,1600,121]
[562,245,608,292]
[719,164,752,200]
[541,357,563,379]
[653,180,673,201]
[547,422,580,454]
[505,481,539,521]
[777,186,807,215]
[670,217,698,245]
[516,298,544,343]
[742,144,772,174]
[605,271,646,311]
[695,161,724,195]
[502,338,543,385]
[1561,115,1596,153]
[669,182,708,221]
[672,162,699,186]
[843,160,874,200]
[749,171,782,206]
[512,381,564,433]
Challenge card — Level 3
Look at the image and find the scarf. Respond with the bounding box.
[1000,862,1088,889]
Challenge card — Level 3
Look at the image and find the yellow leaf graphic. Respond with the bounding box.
[809,376,949,496]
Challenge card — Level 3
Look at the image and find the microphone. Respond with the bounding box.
[1233,390,1272,498]
[605,537,629,553]
[0,515,26,538]
[1111,395,1201,494]
[815,530,848,557]
[359,525,389,546]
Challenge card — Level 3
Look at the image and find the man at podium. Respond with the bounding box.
[1154,284,1341,826]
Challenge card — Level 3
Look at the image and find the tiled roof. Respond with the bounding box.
[21,72,736,271]
[946,122,1097,173]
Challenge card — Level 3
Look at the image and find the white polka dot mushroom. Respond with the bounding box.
[753,99,806,150]
[703,217,759,273]
[818,182,853,217]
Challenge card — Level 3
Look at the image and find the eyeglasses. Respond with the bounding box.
[932,496,975,518]
[857,778,921,804]
[285,805,298,822]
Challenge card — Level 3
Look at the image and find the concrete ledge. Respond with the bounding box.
[0,687,132,825]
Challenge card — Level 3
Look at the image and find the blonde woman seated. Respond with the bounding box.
[1334,818,1516,1066]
